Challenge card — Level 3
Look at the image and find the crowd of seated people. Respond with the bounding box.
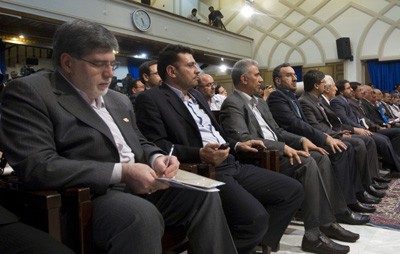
[1,18,400,254]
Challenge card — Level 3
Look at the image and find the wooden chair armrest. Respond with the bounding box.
[237,150,280,172]
[0,185,62,241]
[180,163,216,179]
[61,187,92,254]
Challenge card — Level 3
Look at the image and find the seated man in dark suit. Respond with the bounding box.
[135,45,304,254]
[267,63,380,208]
[138,60,162,90]
[0,20,238,254]
[127,78,145,106]
[219,59,363,254]
[298,71,385,207]
[330,80,400,179]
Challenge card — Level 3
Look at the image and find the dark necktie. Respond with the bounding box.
[289,93,302,119]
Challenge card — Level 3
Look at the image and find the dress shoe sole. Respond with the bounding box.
[302,245,350,254]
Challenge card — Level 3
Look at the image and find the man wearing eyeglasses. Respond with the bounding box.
[196,74,226,110]
[139,60,162,89]
[0,20,238,254]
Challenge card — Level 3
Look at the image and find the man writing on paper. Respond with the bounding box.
[0,20,238,254]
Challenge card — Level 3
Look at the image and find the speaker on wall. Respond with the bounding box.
[336,37,353,61]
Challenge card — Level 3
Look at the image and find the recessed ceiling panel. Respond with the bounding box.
[285,30,305,44]
[285,10,305,25]
[362,20,390,56]
[384,5,400,21]
[314,27,337,60]
[299,38,322,63]
[383,28,400,58]
[271,23,291,37]
[330,7,372,41]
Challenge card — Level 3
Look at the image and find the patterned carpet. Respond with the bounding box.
[368,177,400,230]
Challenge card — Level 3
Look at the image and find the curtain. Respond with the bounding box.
[367,59,400,93]
[127,58,147,79]
[293,66,302,82]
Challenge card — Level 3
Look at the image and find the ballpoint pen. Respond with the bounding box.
[164,144,174,177]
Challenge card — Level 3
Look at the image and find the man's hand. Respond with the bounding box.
[121,163,168,194]
[302,138,329,155]
[325,135,347,153]
[199,143,229,166]
[284,145,309,165]
[153,155,179,178]
[236,140,266,153]
[354,127,373,136]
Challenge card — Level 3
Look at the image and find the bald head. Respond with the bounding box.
[196,74,215,101]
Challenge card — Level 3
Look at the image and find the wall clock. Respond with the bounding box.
[132,9,151,32]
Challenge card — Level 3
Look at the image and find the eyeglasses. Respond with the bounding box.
[281,73,297,78]
[73,56,120,71]
[198,82,215,88]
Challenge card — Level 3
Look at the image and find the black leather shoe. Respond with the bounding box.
[302,234,350,254]
[366,185,386,198]
[336,210,370,225]
[386,171,400,178]
[348,200,376,213]
[320,223,360,242]
[372,180,389,190]
[374,176,391,183]
[357,191,381,204]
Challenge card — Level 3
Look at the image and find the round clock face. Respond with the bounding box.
[132,9,151,32]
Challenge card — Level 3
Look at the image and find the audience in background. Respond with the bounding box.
[215,84,228,97]
[263,84,273,101]
[139,60,162,89]
[196,74,226,110]
[128,78,145,106]
[187,8,200,21]
[208,6,224,29]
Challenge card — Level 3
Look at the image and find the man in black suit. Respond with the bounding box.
[267,63,380,206]
[331,80,400,179]
[298,71,384,209]
[135,45,304,254]
[219,59,363,254]
[127,78,145,106]
[138,60,162,90]
[0,20,238,254]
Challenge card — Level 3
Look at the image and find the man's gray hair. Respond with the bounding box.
[52,19,119,68]
[324,75,334,88]
[231,59,258,86]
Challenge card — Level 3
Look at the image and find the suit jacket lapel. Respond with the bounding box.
[256,100,284,141]
[52,71,117,148]
[103,94,141,155]
[160,84,199,131]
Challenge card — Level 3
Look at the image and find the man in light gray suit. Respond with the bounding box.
[220,59,365,254]
[0,19,237,254]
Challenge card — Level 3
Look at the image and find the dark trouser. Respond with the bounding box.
[342,135,376,182]
[91,187,237,254]
[279,152,347,230]
[0,206,74,254]
[374,131,400,172]
[323,141,363,204]
[216,155,304,253]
